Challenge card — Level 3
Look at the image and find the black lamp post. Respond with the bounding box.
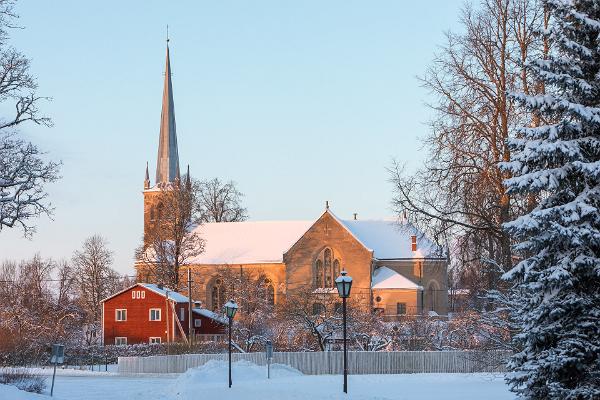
[223,299,238,388]
[335,270,353,394]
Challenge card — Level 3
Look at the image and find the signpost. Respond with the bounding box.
[265,340,273,379]
[50,344,64,397]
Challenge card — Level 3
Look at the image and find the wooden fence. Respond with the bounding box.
[118,350,510,375]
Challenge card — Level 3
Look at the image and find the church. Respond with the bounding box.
[136,44,449,319]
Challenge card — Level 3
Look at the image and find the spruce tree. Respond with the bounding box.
[502,0,600,398]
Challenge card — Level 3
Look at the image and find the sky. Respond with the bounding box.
[0,0,465,274]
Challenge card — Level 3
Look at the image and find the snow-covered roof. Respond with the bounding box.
[140,283,190,303]
[183,211,442,265]
[192,308,228,324]
[371,266,423,290]
[337,218,441,259]
[188,220,313,264]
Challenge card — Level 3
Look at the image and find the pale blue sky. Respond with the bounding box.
[1,1,464,273]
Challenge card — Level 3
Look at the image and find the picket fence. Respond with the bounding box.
[118,350,510,375]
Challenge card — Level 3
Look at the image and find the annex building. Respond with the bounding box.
[136,43,449,319]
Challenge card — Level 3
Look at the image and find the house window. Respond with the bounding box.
[411,235,417,252]
[314,248,342,288]
[194,319,202,328]
[149,308,161,321]
[115,337,127,345]
[179,308,185,321]
[149,337,161,344]
[115,309,127,321]
[397,303,407,315]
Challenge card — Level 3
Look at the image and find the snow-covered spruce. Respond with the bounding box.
[501,0,600,398]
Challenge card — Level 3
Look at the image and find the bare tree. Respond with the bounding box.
[196,178,248,223]
[0,1,58,237]
[0,255,83,364]
[72,235,122,343]
[390,0,548,304]
[136,181,204,289]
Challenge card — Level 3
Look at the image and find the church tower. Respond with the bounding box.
[143,41,181,240]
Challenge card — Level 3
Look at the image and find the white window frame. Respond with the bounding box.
[115,337,127,345]
[115,309,127,321]
[194,319,201,328]
[149,337,161,344]
[179,307,185,321]
[149,308,161,321]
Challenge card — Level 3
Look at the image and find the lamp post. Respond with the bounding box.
[223,299,238,388]
[335,270,353,394]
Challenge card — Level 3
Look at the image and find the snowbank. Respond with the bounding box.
[0,384,52,400]
[177,360,302,383]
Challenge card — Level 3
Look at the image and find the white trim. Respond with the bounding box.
[115,337,127,345]
[149,308,161,321]
[194,319,202,328]
[101,303,105,345]
[179,307,185,321]
[115,309,127,321]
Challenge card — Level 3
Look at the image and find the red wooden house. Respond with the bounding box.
[102,283,226,345]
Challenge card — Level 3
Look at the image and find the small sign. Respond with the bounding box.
[51,344,65,364]
[265,341,273,359]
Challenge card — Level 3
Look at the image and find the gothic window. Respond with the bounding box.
[211,278,225,311]
[264,278,275,306]
[314,248,342,288]
[150,206,155,221]
[324,249,332,287]
[427,281,440,312]
[156,203,164,221]
[315,260,323,288]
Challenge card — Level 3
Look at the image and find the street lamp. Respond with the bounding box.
[335,270,353,394]
[223,299,238,388]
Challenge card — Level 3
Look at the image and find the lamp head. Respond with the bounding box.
[335,270,353,298]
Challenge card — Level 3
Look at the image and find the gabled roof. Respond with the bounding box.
[192,308,228,324]
[182,209,442,265]
[141,283,190,303]
[188,220,313,264]
[101,283,190,303]
[371,266,423,290]
[338,218,442,259]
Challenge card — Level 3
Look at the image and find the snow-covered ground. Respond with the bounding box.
[1,360,512,400]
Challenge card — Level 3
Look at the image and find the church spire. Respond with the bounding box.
[144,161,150,190]
[155,39,180,184]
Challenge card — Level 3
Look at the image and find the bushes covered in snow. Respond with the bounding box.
[0,368,46,394]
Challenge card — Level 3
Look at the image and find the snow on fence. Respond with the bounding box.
[118,350,510,375]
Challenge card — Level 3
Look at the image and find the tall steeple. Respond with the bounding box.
[155,37,180,184]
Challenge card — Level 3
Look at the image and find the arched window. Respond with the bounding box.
[264,278,275,306]
[333,259,340,281]
[314,248,342,288]
[427,281,439,312]
[149,206,155,221]
[324,249,332,287]
[156,203,164,221]
[211,278,225,311]
[312,303,325,315]
[315,260,323,288]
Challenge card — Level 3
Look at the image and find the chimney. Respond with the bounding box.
[353,213,357,220]
[157,283,164,290]
[325,200,330,210]
[193,301,202,309]
[411,235,417,252]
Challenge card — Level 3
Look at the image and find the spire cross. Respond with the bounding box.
[166,24,169,43]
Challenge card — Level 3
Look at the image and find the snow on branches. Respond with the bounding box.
[502,0,600,398]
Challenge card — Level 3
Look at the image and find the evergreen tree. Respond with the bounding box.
[502,0,600,398]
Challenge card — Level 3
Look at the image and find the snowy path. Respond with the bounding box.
[2,361,512,400]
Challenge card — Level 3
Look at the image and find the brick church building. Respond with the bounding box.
[136,43,449,319]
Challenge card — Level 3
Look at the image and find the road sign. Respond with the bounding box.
[265,341,273,359]
[50,344,64,364]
